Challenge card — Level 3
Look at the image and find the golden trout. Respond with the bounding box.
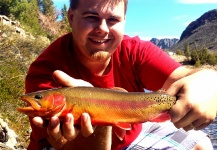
[18,87,176,129]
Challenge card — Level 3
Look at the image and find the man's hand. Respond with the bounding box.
[166,69,217,131]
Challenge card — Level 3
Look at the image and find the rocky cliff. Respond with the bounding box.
[170,9,217,51]
[150,38,179,50]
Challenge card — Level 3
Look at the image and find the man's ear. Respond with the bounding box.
[68,8,74,27]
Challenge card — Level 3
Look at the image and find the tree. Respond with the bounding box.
[38,0,55,16]
[207,53,217,65]
[0,0,19,17]
[61,4,68,20]
[18,0,44,35]
[184,43,191,61]
[199,47,208,64]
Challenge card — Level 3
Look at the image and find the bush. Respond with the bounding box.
[207,53,217,65]
[195,60,201,67]
[176,49,184,55]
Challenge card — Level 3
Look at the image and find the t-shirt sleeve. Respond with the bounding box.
[135,40,181,91]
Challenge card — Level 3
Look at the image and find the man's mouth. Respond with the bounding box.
[89,38,110,44]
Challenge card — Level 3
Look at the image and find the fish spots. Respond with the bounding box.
[147,94,176,108]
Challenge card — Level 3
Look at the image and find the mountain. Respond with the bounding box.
[150,38,179,50]
[170,9,217,51]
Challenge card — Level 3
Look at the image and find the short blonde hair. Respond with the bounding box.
[69,0,128,14]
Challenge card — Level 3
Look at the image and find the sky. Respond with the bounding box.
[53,0,217,40]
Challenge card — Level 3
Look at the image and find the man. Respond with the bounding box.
[25,0,217,149]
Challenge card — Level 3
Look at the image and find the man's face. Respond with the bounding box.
[68,0,126,63]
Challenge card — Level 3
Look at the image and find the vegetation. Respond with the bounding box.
[0,0,71,148]
[176,42,217,67]
[0,23,50,148]
[0,0,70,40]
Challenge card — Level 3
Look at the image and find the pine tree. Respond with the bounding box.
[184,43,191,61]
[60,4,71,32]
[38,0,55,16]
[199,47,208,64]
[61,4,68,21]
[17,0,44,35]
[0,0,19,17]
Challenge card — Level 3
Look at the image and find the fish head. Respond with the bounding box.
[17,90,66,118]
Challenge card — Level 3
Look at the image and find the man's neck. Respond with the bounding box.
[83,58,111,76]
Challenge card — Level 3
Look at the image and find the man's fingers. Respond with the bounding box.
[32,117,49,128]
[81,113,95,137]
[47,117,62,140]
[52,70,93,87]
[169,93,192,123]
[62,113,80,141]
[47,117,67,148]
[62,113,95,139]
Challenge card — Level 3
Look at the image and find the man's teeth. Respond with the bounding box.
[92,39,107,43]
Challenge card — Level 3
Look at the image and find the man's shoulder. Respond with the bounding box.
[29,33,73,71]
[120,35,156,52]
[121,35,153,46]
[122,35,140,42]
[49,32,72,49]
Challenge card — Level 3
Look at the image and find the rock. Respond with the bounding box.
[0,142,14,150]
[0,118,18,150]
[150,38,179,50]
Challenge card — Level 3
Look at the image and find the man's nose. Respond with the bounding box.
[95,19,109,33]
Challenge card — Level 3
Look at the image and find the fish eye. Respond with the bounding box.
[34,94,42,99]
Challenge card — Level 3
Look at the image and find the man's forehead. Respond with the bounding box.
[78,0,125,11]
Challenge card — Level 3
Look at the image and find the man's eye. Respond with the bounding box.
[108,18,119,24]
[85,16,99,22]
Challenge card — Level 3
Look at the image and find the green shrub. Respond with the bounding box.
[195,60,201,67]
[207,53,217,65]
[176,49,184,55]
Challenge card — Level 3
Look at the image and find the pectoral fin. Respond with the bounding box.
[113,126,126,141]
[113,123,132,141]
[116,123,132,130]
[149,112,171,122]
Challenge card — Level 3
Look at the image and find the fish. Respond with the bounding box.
[17,87,176,131]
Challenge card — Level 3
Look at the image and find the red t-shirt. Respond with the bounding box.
[25,33,180,150]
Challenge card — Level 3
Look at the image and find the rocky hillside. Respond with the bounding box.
[150,38,179,50]
[0,19,50,149]
[170,9,217,51]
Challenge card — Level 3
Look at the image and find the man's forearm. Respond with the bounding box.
[54,126,112,150]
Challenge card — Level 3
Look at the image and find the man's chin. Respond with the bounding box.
[92,51,110,61]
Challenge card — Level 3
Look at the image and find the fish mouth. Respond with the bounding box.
[18,95,66,118]
[17,95,41,112]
